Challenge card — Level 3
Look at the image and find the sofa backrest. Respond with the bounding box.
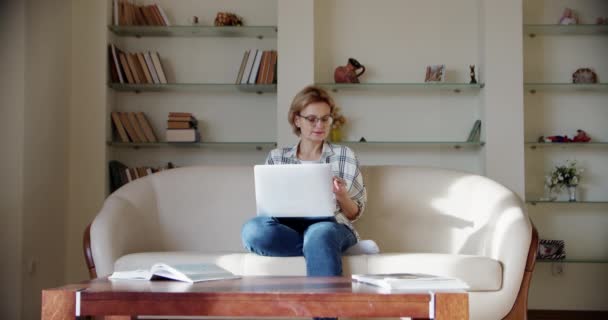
[359,166,522,256]
[110,165,524,257]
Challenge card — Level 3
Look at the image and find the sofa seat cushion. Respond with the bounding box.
[114,252,501,291]
[367,253,502,291]
[114,251,371,277]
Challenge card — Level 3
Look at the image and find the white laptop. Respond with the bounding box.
[254,164,336,217]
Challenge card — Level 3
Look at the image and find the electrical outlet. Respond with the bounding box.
[551,262,564,276]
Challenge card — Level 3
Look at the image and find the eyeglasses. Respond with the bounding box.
[298,114,334,125]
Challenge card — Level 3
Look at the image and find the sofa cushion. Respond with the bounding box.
[114,251,501,291]
[367,253,502,291]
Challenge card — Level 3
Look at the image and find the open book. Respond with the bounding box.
[109,263,240,283]
[352,273,469,291]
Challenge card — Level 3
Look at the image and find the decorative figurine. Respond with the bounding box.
[214,12,243,26]
[559,8,578,25]
[424,64,445,82]
[334,58,366,83]
[469,65,478,84]
[359,137,367,142]
[191,16,199,25]
[537,240,566,260]
[572,129,591,142]
[572,68,598,84]
[538,129,591,143]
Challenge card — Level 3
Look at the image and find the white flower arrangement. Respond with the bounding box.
[545,160,583,192]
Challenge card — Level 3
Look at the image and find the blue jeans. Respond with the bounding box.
[241,216,357,320]
[241,216,357,276]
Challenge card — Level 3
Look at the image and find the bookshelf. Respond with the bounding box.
[523,1,608,275]
[106,0,278,191]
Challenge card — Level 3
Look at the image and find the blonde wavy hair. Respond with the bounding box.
[288,85,337,136]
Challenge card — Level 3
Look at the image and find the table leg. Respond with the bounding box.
[435,293,469,320]
[41,289,76,320]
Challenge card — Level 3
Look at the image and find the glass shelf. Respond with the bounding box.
[108,141,277,150]
[316,82,485,93]
[524,24,608,37]
[108,25,277,38]
[526,142,608,149]
[108,83,277,93]
[339,141,485,149]
[525,83,608,93]
[527,200,608,205]
[538,259,608,264]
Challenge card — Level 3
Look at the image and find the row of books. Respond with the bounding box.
[166,112,200,143]
[111,112,158,143]
[235,49,277,85]
[109,44,168,85]
[109,161,176,192]
[113,0,170,26]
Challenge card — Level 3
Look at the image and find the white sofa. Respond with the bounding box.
[85,166,538,320]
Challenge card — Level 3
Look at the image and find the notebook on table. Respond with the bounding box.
[254,164,336,217]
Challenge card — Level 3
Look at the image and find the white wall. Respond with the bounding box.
[523,0,608,311]
[0,0,71,319]
[20,0,71,319]
[65,0,107,284]
[0,1,25,318]
[314,0,486,172]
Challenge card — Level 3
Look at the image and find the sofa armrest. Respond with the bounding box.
[83,223,96,278]
[90,196,161,278]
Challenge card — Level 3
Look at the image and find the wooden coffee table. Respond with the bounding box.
[42,276,468,319]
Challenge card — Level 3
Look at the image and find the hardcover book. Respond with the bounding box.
[352,273,469,291]
[109,263,240,283]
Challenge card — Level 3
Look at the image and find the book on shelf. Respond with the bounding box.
[109,263,239,283]
[111,112,130,143]
[144,52,160,84]
[235,49,250,84]
[466,120,482,142]
[108,161,176,192]
[111,112,158,143]
[236,49,278,85]
[126,53,144,84]
[108,45,168,85]
[151,51,168,84]
[118,112,141,142]
[352,273,469,291]
[127,112,147,142]
[241,49,258,84]
[108,160,128,192]
[168,112,193,117]
[166,128,200,142]
[167,121,196,129]
[248,49,264,84]
[118,51,135,84]
[136,52,153,84]
[113,0,170,26]
[135,112,158,142]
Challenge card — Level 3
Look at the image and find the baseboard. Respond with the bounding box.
[528,309,608,320]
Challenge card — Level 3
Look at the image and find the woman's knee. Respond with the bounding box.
[241,216,273,244]
[303,222,341,248]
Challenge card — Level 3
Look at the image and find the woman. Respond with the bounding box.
[241,85,367,306]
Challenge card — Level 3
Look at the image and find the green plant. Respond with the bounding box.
[545,160,583,191]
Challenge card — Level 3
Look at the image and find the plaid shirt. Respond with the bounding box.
[265,141,367,240]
